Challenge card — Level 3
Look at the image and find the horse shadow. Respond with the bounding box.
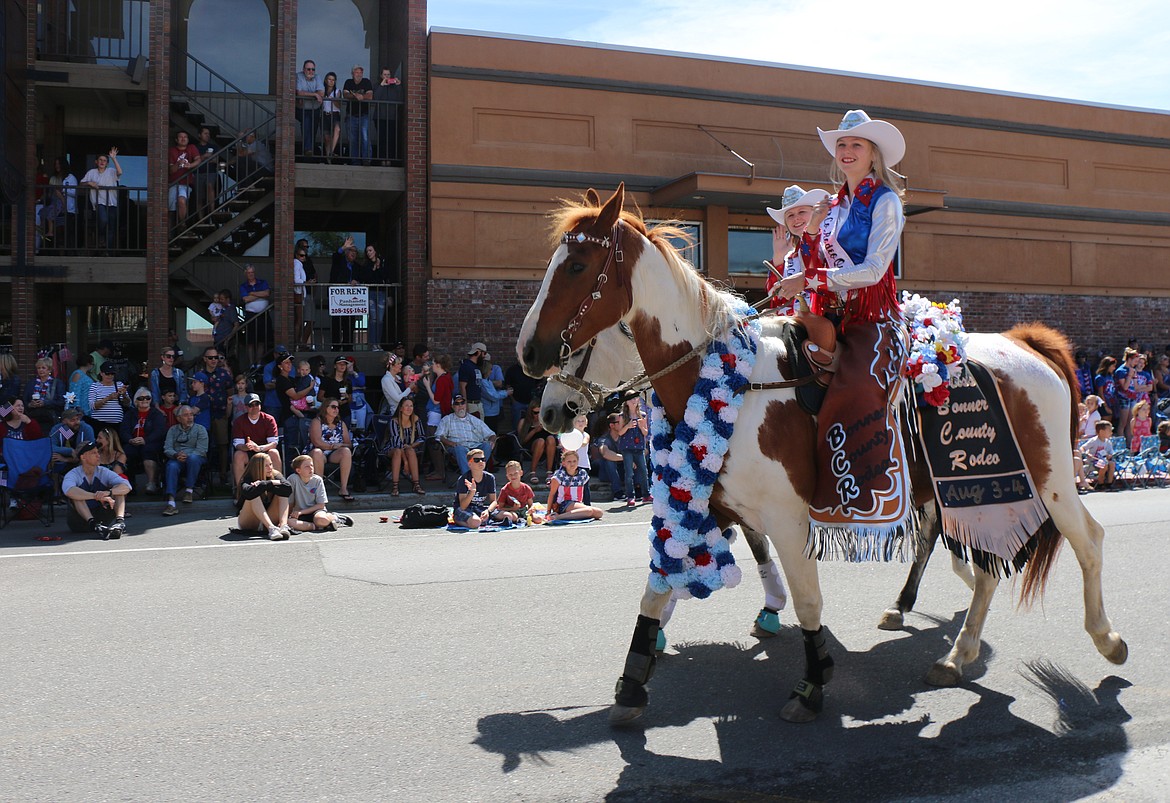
[473,611,1131,800]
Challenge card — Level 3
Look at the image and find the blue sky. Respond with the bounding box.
[428,0,1170,112]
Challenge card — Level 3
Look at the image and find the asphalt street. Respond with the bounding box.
[1,488,1166,801]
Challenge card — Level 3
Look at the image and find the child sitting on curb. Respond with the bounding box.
[287,454,354,532]
[453,447,496,529]
[545,448,604,523]
[485,460,534,525]
[1084,420,1117,490]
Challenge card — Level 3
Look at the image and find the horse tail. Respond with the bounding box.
[1003,322,1080,446]
[1003,322,1076,607]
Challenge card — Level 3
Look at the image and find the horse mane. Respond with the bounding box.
[549,193,741,341]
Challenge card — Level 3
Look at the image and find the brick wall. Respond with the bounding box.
[271,0,297,349]
[403,0,428,349]
[426,278,541,362]
[145,0,171,359]
[13,0,37,371]
[917,289,1170,358]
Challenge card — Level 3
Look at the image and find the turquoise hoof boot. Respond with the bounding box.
[655,629,667,653]
[751,608,781,638]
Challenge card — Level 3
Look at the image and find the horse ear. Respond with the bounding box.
[585,188,601,207]
[595,183,625,231]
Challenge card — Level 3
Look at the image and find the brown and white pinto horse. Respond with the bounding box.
[517,184,1127,725]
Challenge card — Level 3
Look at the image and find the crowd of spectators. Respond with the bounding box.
[296,59,401,164]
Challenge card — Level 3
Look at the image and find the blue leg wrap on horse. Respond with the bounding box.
[755,608,781,635]
[615,615,659,708]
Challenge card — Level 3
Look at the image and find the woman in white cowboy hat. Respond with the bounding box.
[764,185,831,315]
[775,109,916,551]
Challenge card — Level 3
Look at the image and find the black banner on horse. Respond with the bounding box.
[916,361,1052,576]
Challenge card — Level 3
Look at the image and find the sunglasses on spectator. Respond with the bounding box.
[470,457,485,463]
[163,353,175,358]
[205,354,219,360]
[454,401,466,405]
[137,395,152,401]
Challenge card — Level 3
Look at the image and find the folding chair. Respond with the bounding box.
[0,438,57,528]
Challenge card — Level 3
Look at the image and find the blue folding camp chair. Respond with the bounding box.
[0,438,57,528]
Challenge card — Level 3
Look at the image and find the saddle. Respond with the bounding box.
[763,312,840,415]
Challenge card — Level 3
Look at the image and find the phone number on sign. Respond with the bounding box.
[333,307,368,316]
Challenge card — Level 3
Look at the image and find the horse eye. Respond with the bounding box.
[568,262,587,274]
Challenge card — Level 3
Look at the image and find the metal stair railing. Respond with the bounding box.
[171,45,275,136]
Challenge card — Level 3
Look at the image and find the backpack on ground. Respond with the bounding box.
[400,504,450,529]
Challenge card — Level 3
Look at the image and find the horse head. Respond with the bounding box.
[517,183,643,378]
[539,320,642,433]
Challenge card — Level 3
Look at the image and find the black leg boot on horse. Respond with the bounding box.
[610,614,660,725]
[780,626,835,723]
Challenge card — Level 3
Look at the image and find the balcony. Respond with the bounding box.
[36,0,150,66]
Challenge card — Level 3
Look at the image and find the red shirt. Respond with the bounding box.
[497,481,534,510]
[232,412,279,446]
[169,144,200,185]
[435,373,455,415]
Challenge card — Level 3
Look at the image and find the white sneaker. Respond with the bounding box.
[268,526,286,541]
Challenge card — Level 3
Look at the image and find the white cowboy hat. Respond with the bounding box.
[766,185,831,227]
[817,109,905,167]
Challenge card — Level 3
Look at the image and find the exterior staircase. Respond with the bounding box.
[167,47,277,319]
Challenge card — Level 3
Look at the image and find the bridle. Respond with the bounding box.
[556,221,629,368]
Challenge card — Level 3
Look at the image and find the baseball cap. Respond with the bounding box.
[78,441,98,456]
[452,394,466,403]
[244,393,262,405]
[100,363,117,375]
[467,342,487,354]
[191,371,209,384]
[334,355,351,364]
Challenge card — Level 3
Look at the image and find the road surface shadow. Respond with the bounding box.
[474,611,1131,801]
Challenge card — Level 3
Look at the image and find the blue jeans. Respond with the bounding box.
[622,448,648,499]
[300,108,320,156]
[165,453,206,497]
[346,115,370,163]
[95,203,118,251]
[597,457,624,498]
[367,289,386,348]
[451,442,493,475]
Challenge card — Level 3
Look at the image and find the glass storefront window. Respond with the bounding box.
[648,221,703,274]
[728,227,772,276]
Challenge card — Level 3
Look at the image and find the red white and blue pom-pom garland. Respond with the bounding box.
[647,302,759,600]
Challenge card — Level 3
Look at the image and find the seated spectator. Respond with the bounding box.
[288,359,318,449]
[161,405,209,516]
[232,393,282,487]
[62,441,130,539]
[307,397,354,501]
[516,401,556,486]
[0,398,44,447]
[436,394,496,476]
[23,357,66,427]
[1084,420,1117,490]
[188,372,213,430]
[1158,419,1170,454]
[595,412,626,499]
[545,448,604,523]
[484,460,533,525]
[386,396,425,497]
[157,389,180,428]
[236,452,292,540]
[1131,399,1153,453]
[49,408,95,474]
[287,454,354,533]
[88,362,129,431]
[452,448,496,530]
[95,427,129,477]
[120,388,168,493]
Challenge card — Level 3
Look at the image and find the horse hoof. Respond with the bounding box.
[1105,637,1129,665]
[608,704,645,726]
[925,661,962,687]
[877,608,904,631]
[780,697,819,723]
[751,609,781,638]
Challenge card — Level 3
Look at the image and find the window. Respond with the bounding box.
[647,220,702,274]
[727,227,772,277]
